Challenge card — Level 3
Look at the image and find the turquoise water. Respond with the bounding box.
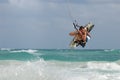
[0,49,120,61]
[0,49,120,80]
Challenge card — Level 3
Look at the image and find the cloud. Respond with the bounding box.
[0,0,9,4]
[7,0,44,10]
[86,0,120,4]
[0,0,120,48]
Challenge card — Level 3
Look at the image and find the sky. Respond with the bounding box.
[0,0,120,49]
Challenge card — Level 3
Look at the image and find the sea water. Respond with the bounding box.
[0,49,120,80]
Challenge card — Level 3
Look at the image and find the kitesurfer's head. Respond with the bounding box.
[79,26,84,30]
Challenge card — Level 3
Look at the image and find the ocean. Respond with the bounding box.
[0,49,120,80]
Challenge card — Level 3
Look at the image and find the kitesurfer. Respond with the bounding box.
[69,23,91,47]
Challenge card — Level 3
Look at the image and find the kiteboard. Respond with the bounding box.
[70,22,94,48]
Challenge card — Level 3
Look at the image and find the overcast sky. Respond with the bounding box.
[0,0,120,49]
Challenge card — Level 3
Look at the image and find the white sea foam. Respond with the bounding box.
[0,60,120,80]
[87,62,120,70]
[8,49,43,59]
[104,49,115,52]
[0,59,46,80]
[0,48,11,51]
[10,49,38,54]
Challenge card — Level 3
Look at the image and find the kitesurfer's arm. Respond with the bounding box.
[69,31,78,36]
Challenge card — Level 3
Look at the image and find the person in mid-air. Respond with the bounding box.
[69,23,91,46]
[79,26,91,43]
